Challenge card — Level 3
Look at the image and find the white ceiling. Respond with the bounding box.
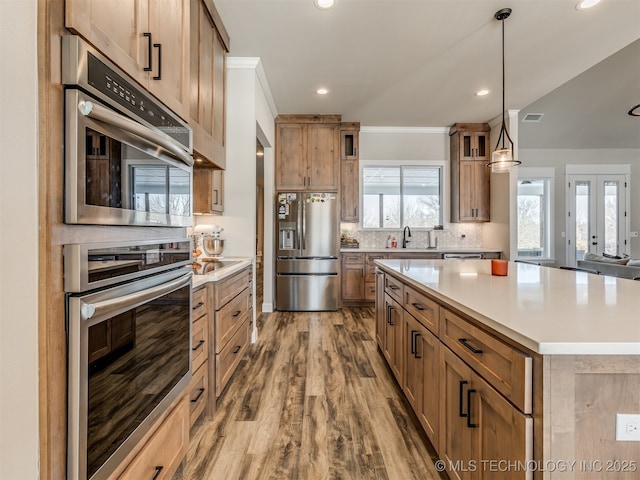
[215,0,640,148]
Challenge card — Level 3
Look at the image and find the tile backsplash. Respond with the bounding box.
[340,224,483,249]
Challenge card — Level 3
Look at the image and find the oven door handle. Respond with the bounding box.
[80,272,192,321]
[78,100,194,167]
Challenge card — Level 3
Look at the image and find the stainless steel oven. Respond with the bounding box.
[64,239,192,480]
[62,35,193,227]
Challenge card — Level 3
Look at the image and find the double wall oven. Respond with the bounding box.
[62,36,196,480]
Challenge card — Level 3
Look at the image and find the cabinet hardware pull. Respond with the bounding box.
[411,302,425,311]
[459,380,468,418]
[388,285,399,290]
[410,330,417,355]
[467,388,477,428]
[192,339,205,351]
[191,387,205,403]
[143,33,153,71]
[354,146,357,157]
[192,301,204,310]
[232,345,241,354]
[233,310,242,317]
[459,338,483,354]
[152,466,164,480]
[214,189,219,206]
[414,333,421,359]
[153,43,162,80]
[386,305,394,326]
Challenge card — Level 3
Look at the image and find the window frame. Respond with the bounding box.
[516,167,555,261]
[359,160,445,230]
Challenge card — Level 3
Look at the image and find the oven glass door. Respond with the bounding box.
[65,89,192,227]
[67,269,192,480]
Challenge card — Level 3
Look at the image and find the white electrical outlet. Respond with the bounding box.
[616,414,640,441]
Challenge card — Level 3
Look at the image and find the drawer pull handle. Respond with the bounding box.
[467,388,477,428]
[459,380,468,418]
[192,301,204,310]
[233,310,242,317]
[388,285,399,290]
[191,387,205,403]
[232,345,241,354]
[411,302,425,311]
[458,338,483,354]
[192,339,205,351]
[386,305,394,326]
[410,330,417,355]
[152,466,164,480]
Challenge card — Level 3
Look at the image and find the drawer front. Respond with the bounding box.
[342,253,364,265]
[191,314,208,372]
[216,318,250,397]
[440,308,532,413]
[118,398,189,480]
[213,266,251,307]
[384,274,404,303]
[365,253,387,280]
[192,286,208,320]
[215,287,250,353]
[404,285,439,335]
[187,361,208,427]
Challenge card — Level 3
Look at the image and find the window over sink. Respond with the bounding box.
[361,164,443,229]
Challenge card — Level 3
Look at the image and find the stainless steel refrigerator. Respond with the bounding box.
[276,192,339,311]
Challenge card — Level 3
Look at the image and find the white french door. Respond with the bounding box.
[566,171,629,265]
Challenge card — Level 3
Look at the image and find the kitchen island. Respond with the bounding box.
[375,259,640,480]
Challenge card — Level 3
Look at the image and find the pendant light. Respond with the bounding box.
[487,7,521,174]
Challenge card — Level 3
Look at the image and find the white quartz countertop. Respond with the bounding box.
[376,259,640,355]
[192,257,252,288]
[341,247,502,254]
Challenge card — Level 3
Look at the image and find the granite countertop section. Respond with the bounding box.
[192,257,252,288]
[341,247,502,253]
[376,259,640,355]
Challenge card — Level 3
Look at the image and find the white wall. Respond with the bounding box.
[0,1,40,478]
[519,147,640,264]
[194,58,277,314]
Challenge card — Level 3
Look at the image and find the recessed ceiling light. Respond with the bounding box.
[576,0,601,10]
[314,0,335,9]
[316,88,329,95]
[476,89,490,96]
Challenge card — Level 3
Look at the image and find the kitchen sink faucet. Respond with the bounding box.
[402,226,412,248]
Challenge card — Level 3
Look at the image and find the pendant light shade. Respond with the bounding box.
[487,7,521,174]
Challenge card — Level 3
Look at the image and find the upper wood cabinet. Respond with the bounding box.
[450,123,490,223]
[66,0,191,120]
[340,122,360,223]
[275,115,340,191]
[189,0,229,168]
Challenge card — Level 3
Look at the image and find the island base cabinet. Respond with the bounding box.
[375,270,385,348]
[383,293,403,382]
[440,346,533,480]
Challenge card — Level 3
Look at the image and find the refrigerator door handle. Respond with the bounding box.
[301,196,307,252]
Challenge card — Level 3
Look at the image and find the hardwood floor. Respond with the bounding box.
[176,307,445,480]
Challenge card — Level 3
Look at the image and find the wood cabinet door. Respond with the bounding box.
[403,314,422,409]
[375,271,385,348]
[473,161,490,221]
[66,0,149,88]
[307,123,339,190]
[416,322,439,447]
[341,264,365,301]
[211,28,227,167]
[472,372,533,480]
[440,346,474,480]
[383,294,403,382]
[147,0,190,119]
[276,124,307,190]
[340,129,359,160]
[458,161,476,222]
[211,169,224,213]
[340,159,359,222]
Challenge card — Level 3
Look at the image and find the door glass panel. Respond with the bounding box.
[463,135,472,157]
[603,181,619,256]
[477,134,486,157]
[575,181,590,262]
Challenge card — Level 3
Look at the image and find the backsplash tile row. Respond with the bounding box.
[340,224,483,249]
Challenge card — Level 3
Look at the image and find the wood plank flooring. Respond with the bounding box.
[175,307,445,480]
